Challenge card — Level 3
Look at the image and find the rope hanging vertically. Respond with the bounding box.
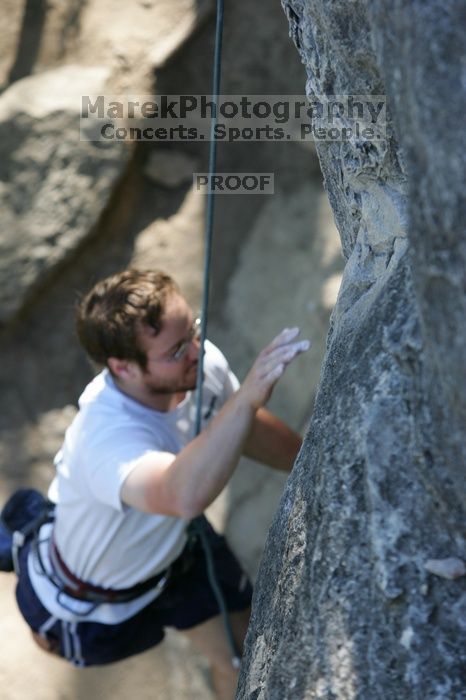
[194,0,224,436]
[189,0,242,670]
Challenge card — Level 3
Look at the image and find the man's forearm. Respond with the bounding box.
[243,407,302,471]
[170,392,257,517]
[173,406,301,517]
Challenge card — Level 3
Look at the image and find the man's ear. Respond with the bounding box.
[107,357,141,380]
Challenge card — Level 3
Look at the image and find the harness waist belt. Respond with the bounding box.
[49,537,170,604]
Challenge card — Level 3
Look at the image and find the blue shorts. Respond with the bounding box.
[15,519,253,666]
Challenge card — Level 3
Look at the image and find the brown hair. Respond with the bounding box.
[75,269,179,369]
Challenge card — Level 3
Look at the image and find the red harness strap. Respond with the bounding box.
[49,536,170,604]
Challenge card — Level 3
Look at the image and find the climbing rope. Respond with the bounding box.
[189,0,242,671]
[193,0,224,434]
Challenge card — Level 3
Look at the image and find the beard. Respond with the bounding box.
[145,379,197,395]
[142,363,200,395]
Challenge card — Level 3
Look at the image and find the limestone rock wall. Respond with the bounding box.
[237,1,466,698]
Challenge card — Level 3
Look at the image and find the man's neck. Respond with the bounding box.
[111,376,187,412]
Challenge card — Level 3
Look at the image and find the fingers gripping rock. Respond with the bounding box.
[241,328,311,409]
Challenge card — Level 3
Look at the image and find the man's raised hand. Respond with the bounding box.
[239,328,311,410]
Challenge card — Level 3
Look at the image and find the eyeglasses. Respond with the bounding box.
[148,317,201,364]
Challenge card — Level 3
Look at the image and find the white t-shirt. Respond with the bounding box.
[29,340,240,623]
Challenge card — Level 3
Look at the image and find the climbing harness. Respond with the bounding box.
[46,535,171,605]
[190,0,243,671]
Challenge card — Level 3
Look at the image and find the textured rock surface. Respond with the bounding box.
[0,65,129,324]
[237,1,466,699]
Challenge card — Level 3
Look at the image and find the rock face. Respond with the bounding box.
[237,2,466,699]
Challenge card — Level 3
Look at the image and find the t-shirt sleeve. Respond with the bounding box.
[84,429,163,512]
[203,340,241,411]
[218,365,240,404]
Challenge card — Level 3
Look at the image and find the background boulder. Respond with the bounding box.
[0,65,129,324]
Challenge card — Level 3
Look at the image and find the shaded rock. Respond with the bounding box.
[210,183,343,579]
[0,65,130,324]
[149,0,214,69]
[218,184,342,429]
[237,1,466,699]
[0,0,41,88]
[132,188,205,307]
[73,0,214,92]
[0,0,214,94]
[143,149,198,188]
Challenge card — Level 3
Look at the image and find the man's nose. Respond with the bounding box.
[188,338,200,361]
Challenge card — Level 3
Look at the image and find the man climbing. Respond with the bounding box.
[13,268,309,700]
